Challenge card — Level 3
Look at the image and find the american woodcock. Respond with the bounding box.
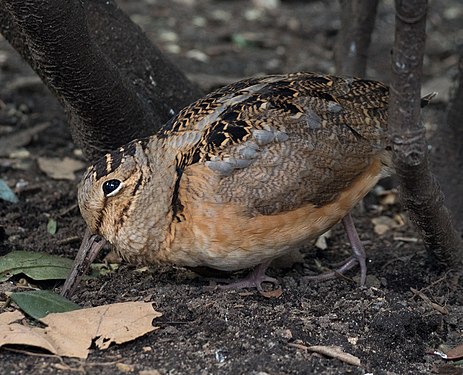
[62,72,395,297]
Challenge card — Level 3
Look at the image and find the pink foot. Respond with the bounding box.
[217,260,279,292]
[304,213,367,286]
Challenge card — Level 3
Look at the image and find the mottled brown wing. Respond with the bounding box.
[163,72,389,214]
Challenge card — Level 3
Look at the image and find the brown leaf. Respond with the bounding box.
[446,344,463,360]
[371,216,402,235]
[0,122,50,157]
[37,157,85,180]
[0,302,162,358]
[378,189,398,206]
[0,310,58,354]
[0,310,24,324]
[259,287,283,299]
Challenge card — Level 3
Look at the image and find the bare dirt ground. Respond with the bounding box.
[1,0,462,374]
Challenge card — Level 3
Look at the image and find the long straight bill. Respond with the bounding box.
[61,228,107,298]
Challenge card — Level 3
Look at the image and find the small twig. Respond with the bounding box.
[413,271,451,294]
[57,203,78,217]
[410,287,449,315]
[56,236,81,245]
[3,347,66,361]
[288,343,362,367]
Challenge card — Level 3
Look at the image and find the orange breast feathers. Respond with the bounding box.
[161,157,383,271]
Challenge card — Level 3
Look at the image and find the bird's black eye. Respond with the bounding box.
[102,179,123,197]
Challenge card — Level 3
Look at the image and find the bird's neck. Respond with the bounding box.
[113,136,180,264]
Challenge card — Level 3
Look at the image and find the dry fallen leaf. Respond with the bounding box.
[446,343,463,360]
[37,156,85,180]
[0,310,58,354]
[378,189,398,206]
[315,230,332,250]
[0,122,50,157]
[0,310,24,325]
[260,287,283,299]
[371,215,402,235]
[0,302,162,358]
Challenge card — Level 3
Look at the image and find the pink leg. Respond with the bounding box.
[217,260,279,292]
[304,213,367,286]
[342,213,367,285]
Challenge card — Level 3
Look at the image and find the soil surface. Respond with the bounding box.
[1,1,462,374]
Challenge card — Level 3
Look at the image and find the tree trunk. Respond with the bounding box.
[0,0,202,161]
[389,0,463,267]
[335,0,379,77]
[438,49,463,232]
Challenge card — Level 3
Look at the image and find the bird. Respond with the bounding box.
[62,72,394,298]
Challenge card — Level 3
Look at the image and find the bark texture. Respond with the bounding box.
[389,0,463,267]
[0,0,202,161]
[335,0,379,77]
[440,50,463,231]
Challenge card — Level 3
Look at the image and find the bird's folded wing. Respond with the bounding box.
[161,72,389,215]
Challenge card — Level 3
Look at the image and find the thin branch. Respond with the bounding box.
[335,0,379,77]
[439,49,463,230]
[447,49,463,133]
[389,0,463,267]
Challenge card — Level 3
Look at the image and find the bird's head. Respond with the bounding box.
[77,136,179,259]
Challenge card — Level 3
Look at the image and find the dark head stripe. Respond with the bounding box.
[92,150,123,180]
[91,139,150,181]
[108,149,124,173]
[93,156,110,180]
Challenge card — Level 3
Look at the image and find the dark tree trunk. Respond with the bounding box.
[0,0,202,161]
[438,49,463,231]
[335,0,379,77]
[389,0,463,267]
